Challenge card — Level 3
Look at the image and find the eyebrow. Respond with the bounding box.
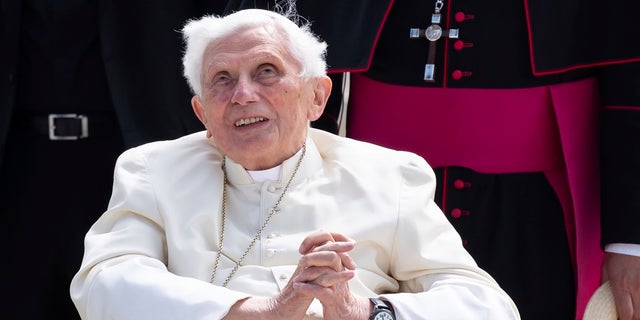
[205,51,285,74]
[248,51,285,66]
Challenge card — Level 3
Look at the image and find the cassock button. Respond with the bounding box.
[453,40,473,51]
[267,185,277,193]
[266,249,276,257]
[451,208,470,219]
[451,70,472,80]
[455,12,475,23]
[453,179,472,189]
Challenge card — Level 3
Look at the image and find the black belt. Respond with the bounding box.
[15,112,120,141]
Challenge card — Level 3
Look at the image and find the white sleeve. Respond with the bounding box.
[382,154,520,319]
[83,256,250,320]
[69,147,250,320]
[383,275,520,320]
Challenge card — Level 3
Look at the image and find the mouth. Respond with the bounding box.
[235,116,267,127]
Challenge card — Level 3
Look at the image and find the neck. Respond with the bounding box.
[232,142,306,171]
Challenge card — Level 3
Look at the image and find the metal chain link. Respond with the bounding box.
[435,0,444,13]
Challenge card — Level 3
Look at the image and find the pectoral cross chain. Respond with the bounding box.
[409,3,458,82]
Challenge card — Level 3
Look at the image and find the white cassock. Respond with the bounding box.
[70,128,520,319]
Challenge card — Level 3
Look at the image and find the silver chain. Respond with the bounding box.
[210,143,307,287]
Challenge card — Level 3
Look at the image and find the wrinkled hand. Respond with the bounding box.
[226,231,349,319]
[225,230,371,319]
[291,230,371,320]
[602,252,640,320]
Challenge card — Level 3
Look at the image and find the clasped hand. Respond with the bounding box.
[224,230,371,319]
[291,230,369,319]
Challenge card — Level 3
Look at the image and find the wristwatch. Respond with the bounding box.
[369,298,395,320]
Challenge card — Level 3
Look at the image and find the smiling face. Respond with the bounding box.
[191,24,331,170]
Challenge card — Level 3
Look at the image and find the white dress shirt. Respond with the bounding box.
[70,128,520,319]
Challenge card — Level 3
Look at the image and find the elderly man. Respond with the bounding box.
[70,8,519,319]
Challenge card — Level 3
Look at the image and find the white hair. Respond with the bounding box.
[181,7,328,96]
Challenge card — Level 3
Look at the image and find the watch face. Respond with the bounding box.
[373,310,395,320]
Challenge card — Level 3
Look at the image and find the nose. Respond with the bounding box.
[231,77,259,106]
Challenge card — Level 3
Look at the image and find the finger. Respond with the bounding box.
[612,294,633,320]
[300,251,345,272]
[610,282,634,320]
[338,252,357,270]
[299,230,354,254]
[310,241,357,270]
[631,290,640,320]
[292,279,356,307]
[299,230,335,254]
[295,267,356,287]
[326,232,353,243]
[311,240,356,254]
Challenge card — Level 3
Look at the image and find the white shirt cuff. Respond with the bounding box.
[604,243,640,257]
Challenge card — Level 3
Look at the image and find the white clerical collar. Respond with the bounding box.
[225,145,306,185]
[247,166,281,183]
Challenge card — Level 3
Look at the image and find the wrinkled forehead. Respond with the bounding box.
[209,24,284,52]
[201,24,300,72]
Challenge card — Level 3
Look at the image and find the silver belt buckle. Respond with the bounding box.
[48,114,89,140]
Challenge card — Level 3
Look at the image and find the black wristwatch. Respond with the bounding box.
[369,298,395,320]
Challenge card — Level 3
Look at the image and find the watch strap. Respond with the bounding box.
[369,298,395,319]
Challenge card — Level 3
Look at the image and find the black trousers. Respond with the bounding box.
[0,111,125,319]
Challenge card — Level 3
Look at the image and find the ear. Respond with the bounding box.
[192,96,212,138]
[307,75,332,121]
[191,96,206,125]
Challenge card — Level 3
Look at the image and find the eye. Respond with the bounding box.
[258,64,278,76]
[256,64,279,83]
[211,72,232,85]
[261,66,275,74]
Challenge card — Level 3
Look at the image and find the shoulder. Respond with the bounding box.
[117,131,222,169]
[309,128,432,174]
